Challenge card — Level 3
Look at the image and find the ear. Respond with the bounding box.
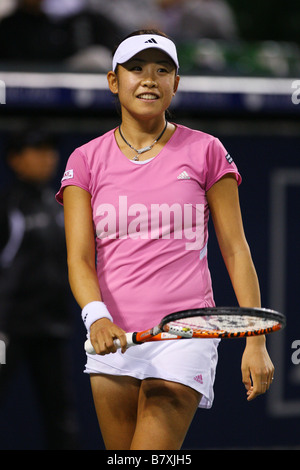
[173,75,180,96]
[107,71,119,95]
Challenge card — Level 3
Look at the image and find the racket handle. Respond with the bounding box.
[114,332,134,349]
[84,332,134,355]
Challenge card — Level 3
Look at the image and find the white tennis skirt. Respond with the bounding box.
[84,337,220,409]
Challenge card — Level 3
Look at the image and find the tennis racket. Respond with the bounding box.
[84,306,286,354]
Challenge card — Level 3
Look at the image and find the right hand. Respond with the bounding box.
[89,318,127,355]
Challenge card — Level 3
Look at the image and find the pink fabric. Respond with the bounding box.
[56,124,241,332]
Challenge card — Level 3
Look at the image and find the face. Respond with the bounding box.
[9,146,58,183]
[107,49,180,121]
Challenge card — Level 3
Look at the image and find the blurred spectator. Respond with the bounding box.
[157,0,239,40]
[0,128,79,449]
[0,0,70,62]
[42,0,87,19]
[88,0,163,36]
[60,3,123,71]
[0,0,123,68]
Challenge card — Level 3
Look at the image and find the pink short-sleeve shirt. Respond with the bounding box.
[56,124,241,332]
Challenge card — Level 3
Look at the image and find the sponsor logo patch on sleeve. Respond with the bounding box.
[61,169,74,181]
[225,153,233,164]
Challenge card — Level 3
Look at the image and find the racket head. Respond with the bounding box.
[160,306,286,339]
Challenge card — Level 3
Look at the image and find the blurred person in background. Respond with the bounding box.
[0,0,123,69]
[157,0,238,40]
[0,0,69,63]
[0,129,79,449]
[88,0,164,36]
[59,0,123,71]
[42,0,88,19]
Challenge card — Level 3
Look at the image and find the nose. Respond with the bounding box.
[138,60,160,86]
[141,75,158,88]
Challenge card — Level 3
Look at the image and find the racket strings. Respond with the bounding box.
[167,315,279,333]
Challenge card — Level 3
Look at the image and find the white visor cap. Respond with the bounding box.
[112,34,179,72]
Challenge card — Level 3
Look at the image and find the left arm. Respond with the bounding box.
[206,174,274,401]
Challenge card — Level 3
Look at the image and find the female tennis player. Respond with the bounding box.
[56,29,274,450]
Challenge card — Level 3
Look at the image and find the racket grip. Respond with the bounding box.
[114,332,134,349]
[84,332,134,354]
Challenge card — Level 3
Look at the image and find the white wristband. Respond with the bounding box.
[81,301,113,331]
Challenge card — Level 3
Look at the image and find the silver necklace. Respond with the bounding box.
[119,121,168,161]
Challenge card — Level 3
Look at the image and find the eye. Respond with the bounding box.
[157,63,173,74]
[131,65,142,71]
[122,62,142,72]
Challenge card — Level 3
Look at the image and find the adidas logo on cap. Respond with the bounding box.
[144,38,158,44]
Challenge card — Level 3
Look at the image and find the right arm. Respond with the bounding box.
[63,185,127,354]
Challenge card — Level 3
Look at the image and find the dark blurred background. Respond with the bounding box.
[0,0,299,450]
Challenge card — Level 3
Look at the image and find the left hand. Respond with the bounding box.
[241,336,274,401]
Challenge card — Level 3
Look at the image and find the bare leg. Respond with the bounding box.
[130,378,201,450]
[90,374,141,450]
[90,374,201,450]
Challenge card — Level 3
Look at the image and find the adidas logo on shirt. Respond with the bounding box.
[144,38,158,44]
[177,171,190,180]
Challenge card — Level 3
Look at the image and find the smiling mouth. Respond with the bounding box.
[137,93,159,100]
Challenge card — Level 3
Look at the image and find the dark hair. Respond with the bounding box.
[6,128,55,159]
[123,28,171,41]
